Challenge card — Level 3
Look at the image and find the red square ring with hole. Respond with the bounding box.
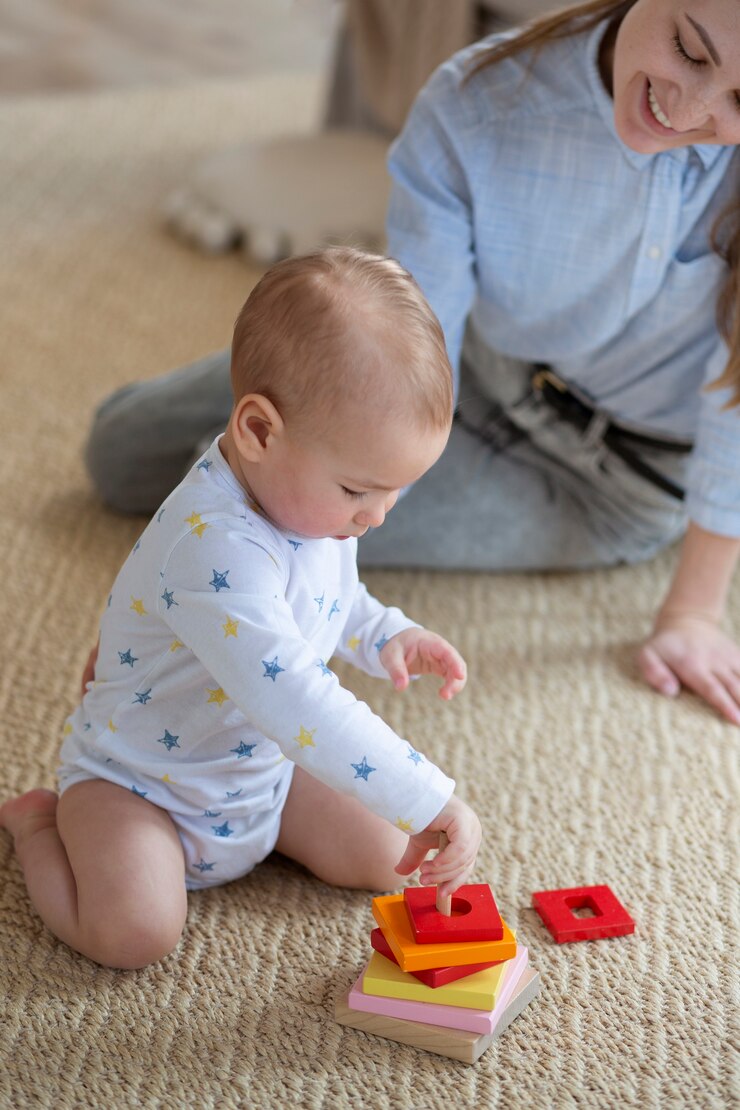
[403,883,504,943]
[531,884,635,943]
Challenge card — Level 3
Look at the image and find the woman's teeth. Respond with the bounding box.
[648,83,674,129]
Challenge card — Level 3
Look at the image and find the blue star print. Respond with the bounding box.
[157,507,166,522]
[194,858,215,871]
[212,821,234,838]
[161,589,178,609]
[262,656,285,681]
[226,789,243,799]
[157,729,180,751]
[374,634,389,653]
[314,592,325,613]
[316,659,332,677]
[131,786,148,797]
[351,756,376,782]
[328,599,340,621]
[210,569,230,592]
[407,746,423,765]
[196,459,212,471]
[118,649,138,667]
[133,689,152,706]
[230,741,256,759]
[288,540,302,550]
[203,809,222,818]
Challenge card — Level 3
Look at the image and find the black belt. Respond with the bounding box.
[532,367,690,502]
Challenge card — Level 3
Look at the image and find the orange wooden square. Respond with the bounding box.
[372,894,516,972]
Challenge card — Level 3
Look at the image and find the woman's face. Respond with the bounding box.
[606,0,740,152]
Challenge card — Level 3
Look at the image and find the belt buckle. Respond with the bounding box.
[532,367,567,394]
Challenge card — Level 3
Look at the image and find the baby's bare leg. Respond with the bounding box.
[276,767,408,892]
[0,781,187,969]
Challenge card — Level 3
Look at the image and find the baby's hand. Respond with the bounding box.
[379,628,467,701]
[394,794,481,900]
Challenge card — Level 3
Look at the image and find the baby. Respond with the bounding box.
[0,247,481,969]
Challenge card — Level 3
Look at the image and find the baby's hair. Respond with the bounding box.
[230,247,453,434]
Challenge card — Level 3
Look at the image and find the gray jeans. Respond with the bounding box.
[85,337,688,571]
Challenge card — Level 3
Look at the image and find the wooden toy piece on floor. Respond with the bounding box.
[405,882,504,944]
[370,928,501,988]
[372,893,516,972]
[531,884,635,943]
[335,966,541,1065]
[349,947,529,1034]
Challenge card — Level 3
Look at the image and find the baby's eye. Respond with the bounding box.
[341,486,367,500]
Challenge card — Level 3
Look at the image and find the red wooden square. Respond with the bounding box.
[403,883,504,944]
[531,885,635,943]
[370,928,502,987]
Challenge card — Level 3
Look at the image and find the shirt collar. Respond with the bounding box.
[584,19,727,172]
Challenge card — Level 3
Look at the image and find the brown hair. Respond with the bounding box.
[467,0,740,406]
[230,247,453,434]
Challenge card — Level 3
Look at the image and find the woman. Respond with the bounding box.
[86,0,740,721]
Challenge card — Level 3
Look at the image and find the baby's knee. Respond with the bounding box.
[83,910,185,970]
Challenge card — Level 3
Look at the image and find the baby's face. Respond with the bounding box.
[253,411,449,541]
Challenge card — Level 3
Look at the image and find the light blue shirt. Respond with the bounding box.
[386,20,740,535]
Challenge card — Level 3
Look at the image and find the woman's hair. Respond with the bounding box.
[230,247,453,434]
[466,0,740,407]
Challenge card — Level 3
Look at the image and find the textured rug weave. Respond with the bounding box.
[0,79,737,1109]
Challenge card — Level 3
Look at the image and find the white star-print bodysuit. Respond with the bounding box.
[58,437,455,889]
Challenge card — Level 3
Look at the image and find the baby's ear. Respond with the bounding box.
[232,394,284,462]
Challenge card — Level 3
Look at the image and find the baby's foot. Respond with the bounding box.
[0,789,58,845]
[162,130,390,264]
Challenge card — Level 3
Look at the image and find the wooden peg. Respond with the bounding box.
[436,831,451,916]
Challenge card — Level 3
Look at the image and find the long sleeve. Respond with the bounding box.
[332,582,418,678]
[386,61,477,385]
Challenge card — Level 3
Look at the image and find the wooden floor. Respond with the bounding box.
[0,0,336,94]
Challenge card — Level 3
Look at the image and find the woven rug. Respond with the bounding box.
[0,78,737,1109]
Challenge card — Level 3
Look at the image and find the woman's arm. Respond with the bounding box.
[638,522,740,724]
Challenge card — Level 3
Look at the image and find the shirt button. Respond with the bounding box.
[647,245,662,260]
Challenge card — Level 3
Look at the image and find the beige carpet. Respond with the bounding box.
[0,78,737,1109]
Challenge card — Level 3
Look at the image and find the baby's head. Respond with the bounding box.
[224,247,453,540]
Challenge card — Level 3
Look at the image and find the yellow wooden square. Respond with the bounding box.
[362,950,514,1010]
[372,894,516,972]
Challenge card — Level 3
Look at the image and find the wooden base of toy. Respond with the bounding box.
[335,966,540,1064]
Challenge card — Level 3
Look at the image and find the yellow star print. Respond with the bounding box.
[395,818,413,833]
[185,511,209,537]
[347,636,361,652]
[223,617,239,638]
[161,773,177,785]
[294,726,316,749]
[206,687,229,706]
[108,719,118,733]
[130,597,147,616]
[62,722,73,736]
[170,639,184,652]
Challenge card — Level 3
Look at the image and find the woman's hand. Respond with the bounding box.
[379,627,467,700]
[393,794,481,899]
[638,614,740,725]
